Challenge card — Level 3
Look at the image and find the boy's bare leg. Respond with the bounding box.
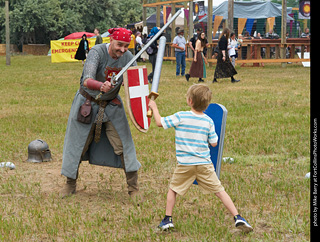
[158,188,176,230]
[216,191,253,232]
[165,188,177,216]
[215,190,239,216]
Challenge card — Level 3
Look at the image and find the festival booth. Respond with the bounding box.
[199,1,293,38]
[50,32,110,63]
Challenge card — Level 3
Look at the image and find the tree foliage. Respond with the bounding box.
[0,0,143,45]
[0,0,300,46]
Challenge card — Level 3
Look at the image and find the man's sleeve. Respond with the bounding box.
[172,37,178,45]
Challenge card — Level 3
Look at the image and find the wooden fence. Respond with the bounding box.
[0,44,19,55]
[163,38,310,66]
[22,44,50,55]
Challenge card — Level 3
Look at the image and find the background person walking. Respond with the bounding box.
[228,32,238,67]
[185,32,207,82]
[75,34,89,65]
[213,28,239,83]
[172,29,186,77]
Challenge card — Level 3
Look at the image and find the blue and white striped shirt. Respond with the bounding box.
[161,111,218,165]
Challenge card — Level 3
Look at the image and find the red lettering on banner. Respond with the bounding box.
[62,41,75,46]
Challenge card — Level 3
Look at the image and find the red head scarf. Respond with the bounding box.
[108,28,132,43]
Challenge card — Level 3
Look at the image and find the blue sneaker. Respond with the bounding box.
[158,216,174,230]
[234,215,253,232]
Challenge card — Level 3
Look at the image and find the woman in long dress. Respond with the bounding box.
[185,32,207,82]
[213,28,240,83]
[75,34,89,65]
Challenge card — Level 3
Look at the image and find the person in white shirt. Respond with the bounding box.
[172,29,187,76]
[228,32,238,67]
[135,31,148,62]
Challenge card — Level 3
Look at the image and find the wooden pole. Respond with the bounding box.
[188,0,193,36]
[281,0,287,67]
[156,0,161,27]
[5,1,10,66]
[228,0,234,31]
[207,0,213,60]
[143,0,147,27]
[171,3,176,42]
[184,1,188,41]
[187,1,193,58]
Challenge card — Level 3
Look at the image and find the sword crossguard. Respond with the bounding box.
[95,73,117,100]
[147,91,159,118]
[110,73,118,86]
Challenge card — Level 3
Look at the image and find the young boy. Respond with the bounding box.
[148,84,253,232]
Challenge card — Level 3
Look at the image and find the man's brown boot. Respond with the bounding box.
[59,177,77,198]
[126,171,143,205]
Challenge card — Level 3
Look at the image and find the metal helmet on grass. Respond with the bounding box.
[26,139,52,163]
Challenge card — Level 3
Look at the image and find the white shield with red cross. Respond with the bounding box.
[123,66,150,133]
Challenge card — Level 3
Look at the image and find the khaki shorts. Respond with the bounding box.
[170,163,224,196]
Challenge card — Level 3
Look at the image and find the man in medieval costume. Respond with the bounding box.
[60,28,141,199]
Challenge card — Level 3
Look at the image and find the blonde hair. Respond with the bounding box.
[186,84,212,112]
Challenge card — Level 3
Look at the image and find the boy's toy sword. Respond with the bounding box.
[95,9,183,100]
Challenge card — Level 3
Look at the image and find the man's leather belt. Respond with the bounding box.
[79,87,108,105]
[79,87,122,106]
[79,87,108,143]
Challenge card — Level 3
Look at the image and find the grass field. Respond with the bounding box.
[0,56,310,241]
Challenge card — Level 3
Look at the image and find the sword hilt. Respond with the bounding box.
[147,91,159,118]
[95,73,117,100]
[110,72,118,86]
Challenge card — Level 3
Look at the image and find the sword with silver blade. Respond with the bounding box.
[146,35,166,118]
[95,9,183,100]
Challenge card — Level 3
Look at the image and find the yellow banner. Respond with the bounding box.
[238,18,247,36]
[213,16,223,39]
[267,17,275,33]
[50,37,110,63]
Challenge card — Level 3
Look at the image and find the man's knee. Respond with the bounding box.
[105,121,123,155]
